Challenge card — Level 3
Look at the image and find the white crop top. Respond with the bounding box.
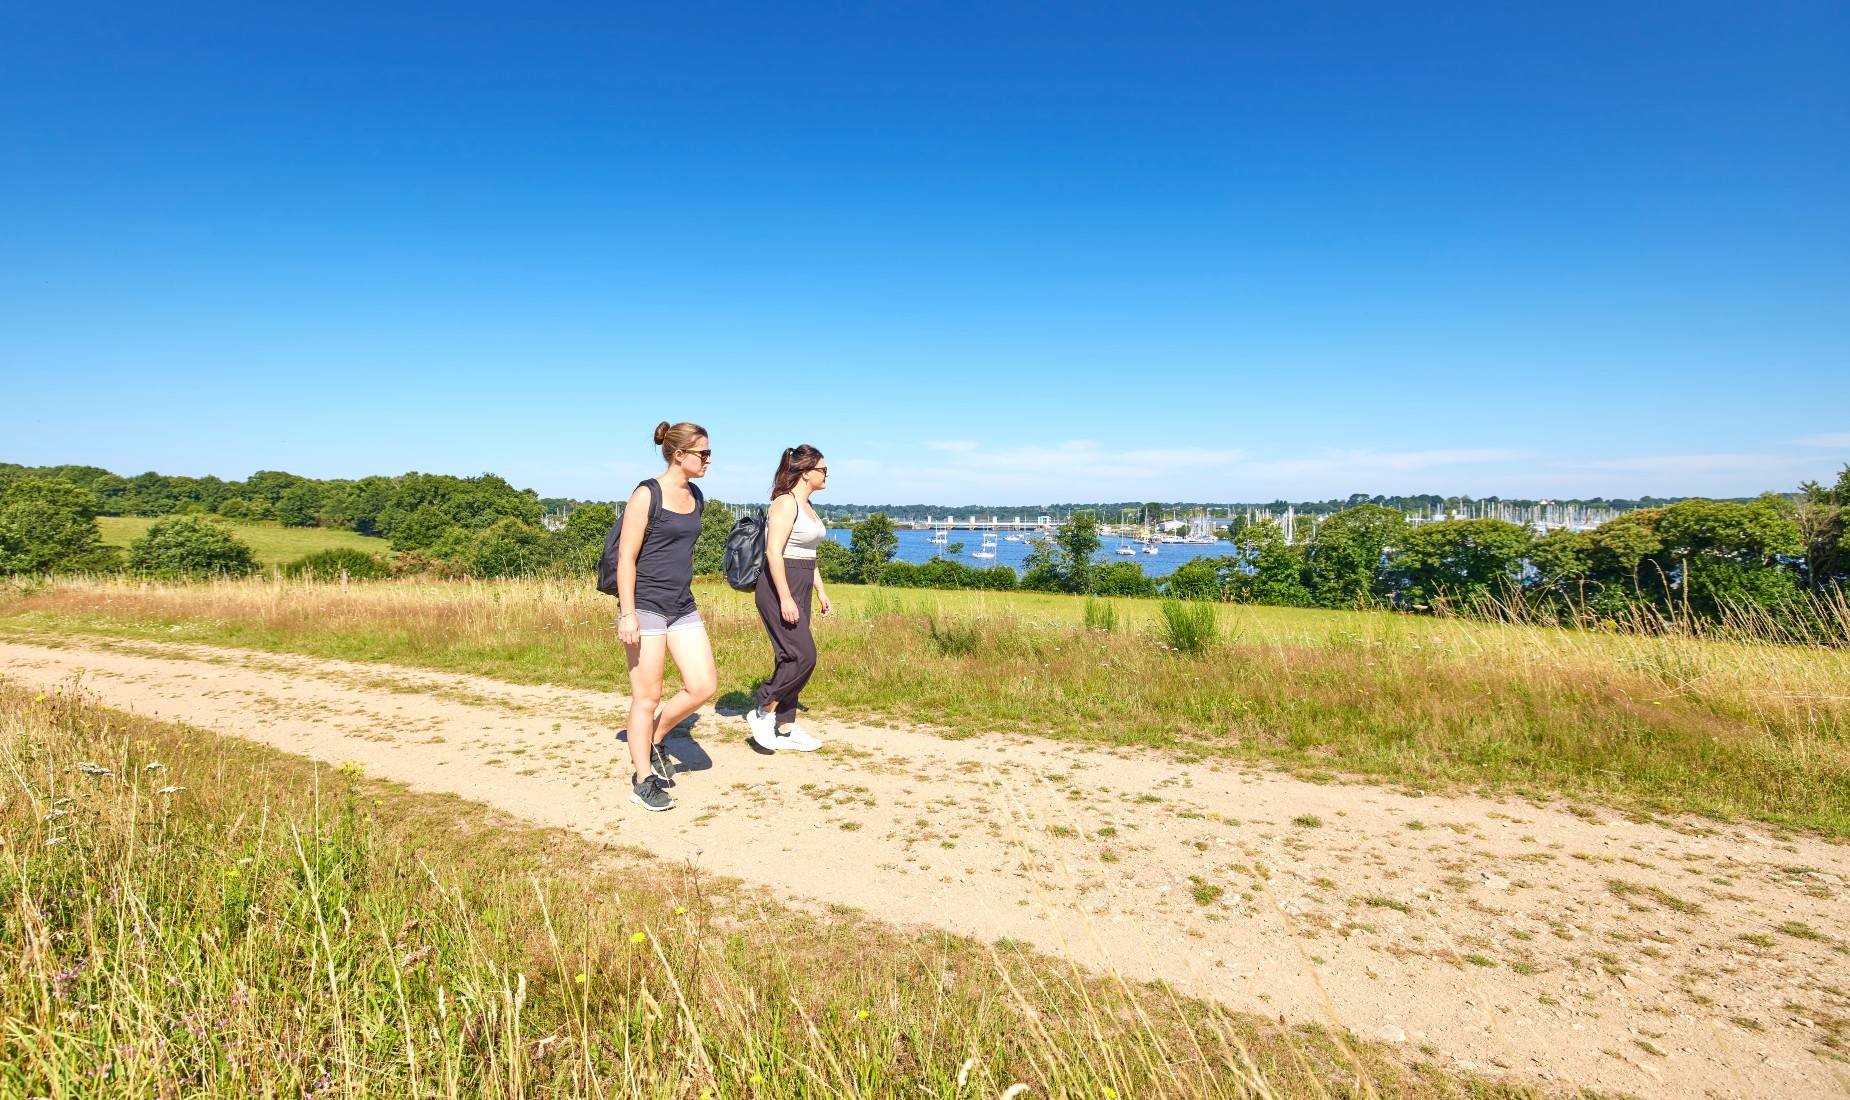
[782,504,826,560]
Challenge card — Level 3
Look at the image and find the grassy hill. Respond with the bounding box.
[97,516,391,567]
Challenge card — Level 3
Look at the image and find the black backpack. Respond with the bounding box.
[722,511,767,591]
[596,480,703,597]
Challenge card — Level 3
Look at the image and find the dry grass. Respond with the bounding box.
[4,573,1848,834]
[0,679,1539,1098]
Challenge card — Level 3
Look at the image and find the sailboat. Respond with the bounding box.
[1115,530,1136,555]
[972,533,997,560]
[927,519,948,546]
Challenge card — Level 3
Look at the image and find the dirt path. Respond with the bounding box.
[3,633,1845,1099]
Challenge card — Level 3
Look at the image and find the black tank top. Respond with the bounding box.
[633,479,702,617]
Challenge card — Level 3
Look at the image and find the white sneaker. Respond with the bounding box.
[744,706,777,746]
[778,723,822,752]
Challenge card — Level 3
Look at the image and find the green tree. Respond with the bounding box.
[0,478,118,574]
[548,503,616,573]
[1024,512,1101,594]
[392,504,457,552]
[848,514,899,584]
[944,541,965,556]
[274,483,323,527]
[815,537,855,583]
[1797,465,1850,592]
[468,518,547,578]
[1653,496,1802,619]
[1383,518,1531,608]
[692,500,736,576]
[1224,522,1312,607]
[127,516,260,579]
[1306,504,1405,607]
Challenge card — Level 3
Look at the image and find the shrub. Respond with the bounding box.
[282,548,392,581]
[0,478,119,575]
[1159,558,1221,601]
[1157,598,1218,654]
[692,500,736,576]
[126,516,260,578]
[1091,560,1157,598]
[815,537,855,583]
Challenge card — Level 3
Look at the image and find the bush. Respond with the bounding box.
[1158,598,1218,654]
[693,501,737,576]
[881,558,1017,591]
[1158,558,1221,601]
[815,538,854,583]
[282,548,392,581]
[127,516,260,578]
[1091,560,1157,598]
[0,478,119,575]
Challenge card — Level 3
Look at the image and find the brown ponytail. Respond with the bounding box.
[771,444,823,499]
[654,420,708,463]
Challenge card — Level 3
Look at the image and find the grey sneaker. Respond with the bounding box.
[649,742,675,785]
[631,775,674,812]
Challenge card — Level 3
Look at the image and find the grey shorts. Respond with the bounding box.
[634,608,703,637]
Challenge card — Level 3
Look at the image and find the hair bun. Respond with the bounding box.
[653,421,672,445]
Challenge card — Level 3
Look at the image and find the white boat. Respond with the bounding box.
[1115,532,1136,556]
[1004,534,1022,542]
[1141,541,1160,555]
[972,533,997,560]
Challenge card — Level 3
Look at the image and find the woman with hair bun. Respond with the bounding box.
[614,420,719,811]
[746,445,831,751]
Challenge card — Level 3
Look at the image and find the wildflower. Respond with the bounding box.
[630,932,646,944]
[856,1009,869,1020]
[225,869,239,880]
[157,786,185,796]
[957,1058,976,1088]
[46,837,65,847]
[1001,1086,1029,1100]
[749,1074,765,1087]
[574,973,586,984]
[674,906,687,916]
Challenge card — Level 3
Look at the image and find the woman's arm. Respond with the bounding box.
[615,485,652,646]
[813,553,832,617]
[764,495,800,624]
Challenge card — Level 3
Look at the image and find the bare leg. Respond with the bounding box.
[654,626,718,740]
[624,635,667,783]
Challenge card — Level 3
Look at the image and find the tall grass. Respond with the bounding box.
[5,574,1849,833]
[0,681,1515,1098]
[1158,599,1218,654]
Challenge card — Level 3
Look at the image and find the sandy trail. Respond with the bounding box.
[2,633,1845,1098]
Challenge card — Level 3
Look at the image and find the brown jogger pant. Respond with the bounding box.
[754,558,816,724]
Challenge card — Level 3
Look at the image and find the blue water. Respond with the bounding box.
[824,528,1225,578]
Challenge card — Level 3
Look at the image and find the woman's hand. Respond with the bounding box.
[817,592,832,617]
[780,596,800,624]
[617,612,641,647]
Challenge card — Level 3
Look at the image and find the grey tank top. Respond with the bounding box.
[633,479,703,617]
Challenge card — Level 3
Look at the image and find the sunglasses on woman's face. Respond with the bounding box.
[681,449,712,461]
[812,467,828,476]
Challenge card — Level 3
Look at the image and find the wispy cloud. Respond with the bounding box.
[1791,432,1850,449]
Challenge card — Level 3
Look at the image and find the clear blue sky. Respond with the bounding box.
[3,2,1845,504]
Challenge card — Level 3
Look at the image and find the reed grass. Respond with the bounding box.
[4,574,1848,834]
[0,680,1526,1098]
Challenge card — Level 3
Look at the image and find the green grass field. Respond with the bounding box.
[96,516,392,566]
[5,574,1846,835]
[0,680,1499,1099]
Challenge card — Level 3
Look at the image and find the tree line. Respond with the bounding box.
[4,460,1845,638]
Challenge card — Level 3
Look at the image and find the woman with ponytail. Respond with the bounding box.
[614,420,719,811]
[745,444,831,751]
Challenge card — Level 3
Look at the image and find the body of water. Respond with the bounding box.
[824,528,1225,578]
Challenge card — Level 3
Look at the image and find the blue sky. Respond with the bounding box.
[3,2,1845,504]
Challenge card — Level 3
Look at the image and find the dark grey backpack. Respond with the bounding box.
[723,511,767,591]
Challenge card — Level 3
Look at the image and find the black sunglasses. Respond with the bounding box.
[680,449,713,460]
